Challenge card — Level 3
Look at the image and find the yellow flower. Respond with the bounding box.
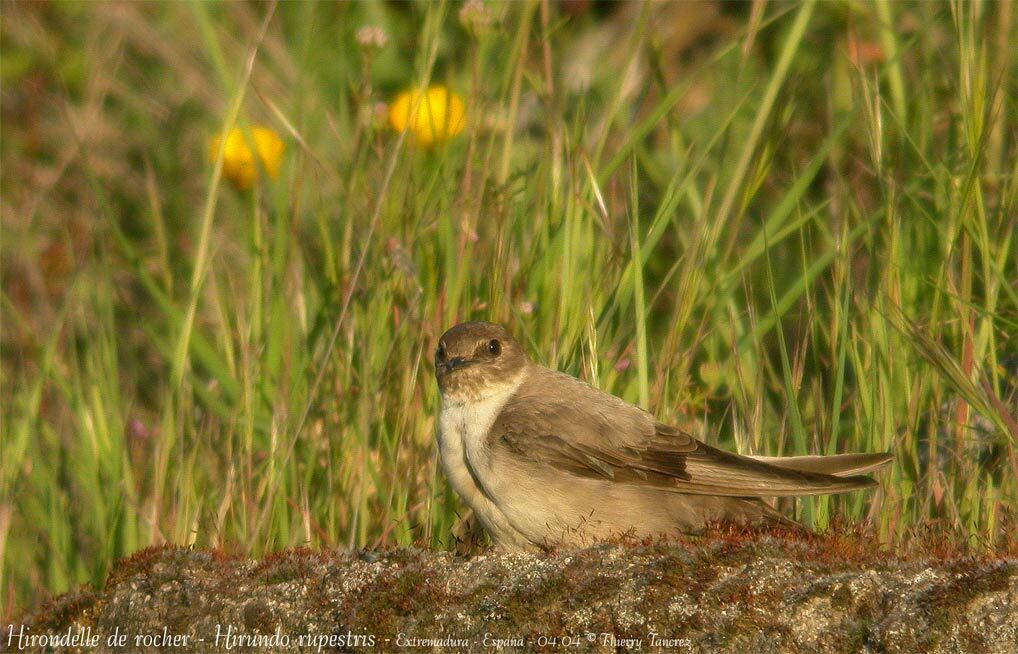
[388,86,465,148]
[208,125,285,190]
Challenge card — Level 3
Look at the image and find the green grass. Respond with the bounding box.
[2,0,1015,615]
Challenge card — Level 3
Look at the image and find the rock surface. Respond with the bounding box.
[14,532,1018,653]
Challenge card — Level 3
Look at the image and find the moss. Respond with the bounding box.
[829,583,853,610]
[20,585,97,632]
[102,543,181,591]
[633,553,708,633]
[919,560,1015,644]
[345,567,445,638]
[241,599,277,634]
[18,534,1018,653]
[498,570,571,632]
[558,553,628,610]
[462,577,499,605]
[252,547,336,585]
[839,620,875,653]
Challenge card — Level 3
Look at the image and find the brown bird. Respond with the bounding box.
[435,321,892,550]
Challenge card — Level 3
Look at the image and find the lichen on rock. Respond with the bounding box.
[15,530,1018,654]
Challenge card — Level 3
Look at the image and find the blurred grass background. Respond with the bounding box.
[2,0,1015,615]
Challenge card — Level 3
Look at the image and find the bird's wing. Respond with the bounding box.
[748,453,893,477]
[491,368,882,497]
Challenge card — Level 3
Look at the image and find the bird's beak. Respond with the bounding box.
[442,357,470,373]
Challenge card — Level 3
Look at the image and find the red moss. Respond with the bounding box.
[103,543,181,591]
[17,585,96,631]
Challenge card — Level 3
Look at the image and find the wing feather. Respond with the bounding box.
[491,367,885,497]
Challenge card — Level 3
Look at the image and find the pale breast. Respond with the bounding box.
[437,373,529,547]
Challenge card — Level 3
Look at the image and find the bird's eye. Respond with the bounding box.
[436,343,447,361]
[487,339,501,356]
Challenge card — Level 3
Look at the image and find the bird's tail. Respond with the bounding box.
[747,452,893,478]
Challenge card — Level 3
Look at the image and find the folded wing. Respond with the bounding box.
[491,368,889,497]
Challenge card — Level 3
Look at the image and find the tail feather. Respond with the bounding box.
[747,452,893,478]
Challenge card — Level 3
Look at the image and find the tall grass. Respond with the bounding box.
[2,1,1014,615]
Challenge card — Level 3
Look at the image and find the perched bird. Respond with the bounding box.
[435,321,892,550]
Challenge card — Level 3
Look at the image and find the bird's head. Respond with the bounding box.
[435,321,529,403]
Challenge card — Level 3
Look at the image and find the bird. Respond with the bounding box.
[434,321,892,550]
